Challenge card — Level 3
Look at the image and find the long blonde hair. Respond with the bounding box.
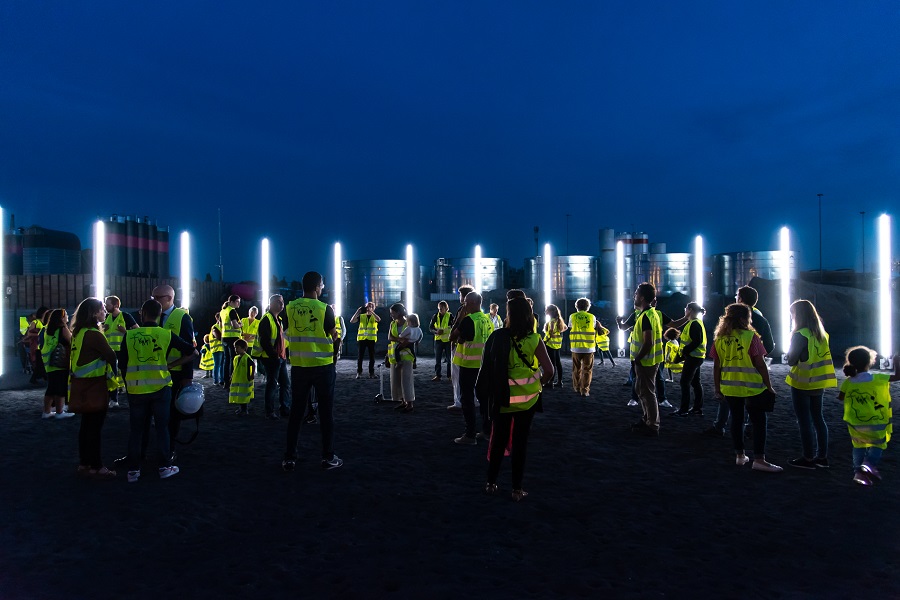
[790,299,826,342]
[545,304,564,333]
[714,303,755,339]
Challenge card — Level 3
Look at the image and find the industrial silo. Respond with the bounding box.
[433,258,454,294]
[735,251,796,284]
[106,215,127,277]
[639,253,691,297]
[448,257,507,292]
[616,231,649,256]
[712,253,737,297]
[344,259,414,308]
[22,226,81,274]
[125,216,137,275]
[136,216,150,276]
[155,225,170,278]
[598,228,616,302]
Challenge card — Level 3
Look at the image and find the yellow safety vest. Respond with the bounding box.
[569,311,596,351]
[434,312,451,343]
[544,320,562,350]
[679,318,707,359]
[841,374,892,449]
[103,312,127,352]
[162,307,192,373]
[715,329,765,397]
[199,344,214,370]
[285,297,333,367]
[123,327,173,394]
[210,324,223,353]
[19,316,29,335]
[629,309,663,366]
[70,328,117,392]
[388,321,415,365]
[357,314,378,341]
[596,326,610,351]
[785,328,837,390]
[220,307,240,338]
[229,354,254,404]
[506,333,541,413]
[251,312,279,359]
[664,341,683,373]
[452,312,494,368]
[241,317,259,344]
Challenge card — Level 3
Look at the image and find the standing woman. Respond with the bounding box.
[387,303,416,412]
[40,308,74,419]
[785,299,837,469]
[481,297,554,501]
[210,313,224,385]
[543,304,566,388]
[70,298,118,479]
[673,302,707,417]
[711,303,781,472]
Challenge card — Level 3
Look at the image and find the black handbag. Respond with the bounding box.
[49,344,68,370]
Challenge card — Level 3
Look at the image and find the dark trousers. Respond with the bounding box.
[78,410,108,468]
[548,347,563,383]
[357,340,376,374]
[679,356,704,412]
[261,357,291,415]
[127,387,173,470]
[434,340,452,378]
[285,365,336,461]
[597,349,616,365]
[727,396,767,456]
[487,406,536,489]
[222,338,237,385]
[459,366,483,437]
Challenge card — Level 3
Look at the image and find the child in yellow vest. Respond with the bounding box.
[663,328,683,382]
[229,339,255,415]
[199,335,214,378]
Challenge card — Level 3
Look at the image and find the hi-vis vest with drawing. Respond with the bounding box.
[506,333,541,413]
[785,328,837,390]
[220,307,240,338]
[357,314,378,341]
[434,312,451,343]
[679,319,707,359]
[629,309,663,366]
[162,307,191,373]
[544,321,563,350]
[286,297,333,367]
[452,312,494,369]
[103,312,127,352]
[569,311,596,351]
[229,353,254,404]
[841,374,892,449]
[70,328,117,391]
[251,312,279,359]
[124,327,173,394]
[715,328,764,397]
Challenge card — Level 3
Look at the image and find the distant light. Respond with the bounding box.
[333,242,342,319]
[616,240,625,353]
[779,227,791,356]
[878,214,892,366]
[474,244,482,294]
[694,235,704,309]
[0,206,4,377]
[94,220,105,300]
[543,243,552,316]
[261,238,270,309]
[406,244,414,315]
[180,231,190,310]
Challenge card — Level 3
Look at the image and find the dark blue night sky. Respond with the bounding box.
[1,2,898,282]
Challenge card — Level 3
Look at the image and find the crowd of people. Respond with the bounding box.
[20,273,898,494]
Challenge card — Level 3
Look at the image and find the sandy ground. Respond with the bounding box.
[0,354,898,599]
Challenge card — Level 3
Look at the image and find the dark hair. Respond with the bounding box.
[228,294,240,303]
[458,285,474,296]
[35,306,49,319]
[105,295,121,307]
[737,286,758,307]
[575,297,590,311]
[141,299,162,321]
[506,297,534,340]
[389,302,407,318]
[842,346,876,377]
[45,308,67,335]
[234,339,248,351]
[302,271,323,293]
[686,302,706,315]
[506,289,526,300]
[72,298,104,336]
[664,327,679,341]
[636,282,656,304]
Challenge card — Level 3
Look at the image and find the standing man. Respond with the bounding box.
[102,295,138,408]
[488,303,503,331]
[430,301,454,382]
[283,272,342,472]
[350,301,380,379]
[448,285,474,410]
[628,283,664,437]
[253,294,292,420]
[220,294,242,388]
[152,284,195,448]
[568,297,599,397]
[450,291,494,445]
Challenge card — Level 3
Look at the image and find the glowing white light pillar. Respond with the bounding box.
[94,220,105,299]
[0,205,4,377]
[543,243,552,319]
[261,238,270,308]
[180,231,191,311]
[333,242,342,320]
[878,214,893,369]
[474,244,482,294]
[779,227,791,361]
[694,235,704,308]
[406,244,414,315]
[616,240,625,356]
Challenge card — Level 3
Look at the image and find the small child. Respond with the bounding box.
[595,322,616,367]
[199,335,214,378]
[838,347,900,485]
[396,313,423,363]
[663,328,683,382]
[229,339,255,415]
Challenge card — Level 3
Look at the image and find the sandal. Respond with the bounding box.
[484,482,499,495]
[88,466,117,480]
[394,402,408,411]
[511,489,529,502]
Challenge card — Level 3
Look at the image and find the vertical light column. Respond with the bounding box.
[406,244,414,315]
[878,214,893,368]
[694,235,704,308]
[261,238,270,308]
[180,231,191,311]
[0,205,4,377]
[474,244,482,294]
[616,240,625,354]
[94,220,106,299]
[333,242,342,320]
[543,243,552,319]
[779,227,791,359]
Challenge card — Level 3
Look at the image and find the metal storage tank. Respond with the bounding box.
[448,257,507,292]
[418,265,431,301]
[22,226,81,274]
[524,257,542,290]
[433,258,454,294]
[616,231,649,256]
[712,253,737,297]
[649,243,667,254]
[735,251,796,284]
[136,217,150,276]
[106,215,128,277]
[155,225,169,278]
[524,255,597,302]
[125,216,137,275]
[5,229,24,275]
[344,259,417,308]
[598,228,616,302]
[635,253,691,297]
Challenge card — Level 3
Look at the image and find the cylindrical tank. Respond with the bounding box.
[418,265,430,301]
[433,258,454,294]
[106,216,127,277]
[22,226,81,274]
[735,251,797,284]
[344,259,415,308]
[156,226,170,278]
[616,231,649,256]
[126,216,137,275]
[635,253,691,297]
[136,217,150,276]
[712,253,736,297]
[552,255,597,301]
[5,229,24,275]
[524,257,541,290]
[649,243,666,254]
[447,257,507,292]
[598,229,617,302]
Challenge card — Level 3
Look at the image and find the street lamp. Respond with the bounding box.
[474,244,482,294]
[780,227,791,361]
[543,243,552,319]
[93,220,105,299]
[878,214,892,369]
[616,240,625,356]
[180,231,190,311]
[261,238,270,308]
[694,235,704,309]
[405,244,414,315]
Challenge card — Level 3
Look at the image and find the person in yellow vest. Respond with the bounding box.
[253,294,292,419]
[220,294,242,388]
[711,303,781,472]
[18,314,32,374]
[595,321,616,366]
[672,302,707,417]
[838,346,900,485]
[119,299,197,483]
[283,272,342,472]
[663,328,683,382]
[567,298,599,397]
[229,339,255,415]
[488,303,503,331]
[388,304,422,412]
[479,297,554,501]
[241,306,260,348]
[69,297,119,479]
[102,295,138,409]
[199,334,215,377]
[450,291,494,444]
[429,301,454,381]
[448,285,475,410]
[210,314,224,385]
[153,284,195,452]
[40,308,74,419]
[350,301,380,379]
[330,304,346,361]
[543,304,567,389]
[25,306,50,384]
[627,283,664,436]
[785,299,838,469]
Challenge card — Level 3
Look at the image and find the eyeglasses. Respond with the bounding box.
[151,295,172,301]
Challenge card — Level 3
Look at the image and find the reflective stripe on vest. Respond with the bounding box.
[785,328,837,390]
[124,327,173,393]
[507,334,541,410]
[715,329,764,397]
[544,321,562,350]
[199,346,215,370]
[163,307,191,372]
[220,307,240,338]
[286,297,333,367]
[229,354,254,403]
[103,312,127,351]
[357,314,378,341]
[434,312,451,343]
[251,312,278,358]
[841,375,893,449]
[569,311,596,350]
[629,309,663,366]
[679,318,707,359]
[70,328,108,378]
[452,312,494,368]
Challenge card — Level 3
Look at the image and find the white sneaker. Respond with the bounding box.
[736,455,750,466]
[127,470,141,483]
[108,401,120,409]
[55,412,75,419]
[158,466,180,479]
[627,400,638,407]
[41,412,55,419]
[659,400,673,408]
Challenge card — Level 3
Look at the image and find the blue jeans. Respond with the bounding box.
[261,357,291,415]
[285,365,336,461]
[852,446,883,471]
[213,352,224,384]
[434,340,452,378]
[791,387,828,459]
[127,387,173,469]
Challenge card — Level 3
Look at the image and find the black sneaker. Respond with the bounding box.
[282,459,296,472]
[322,455,343,470]
[267,412,280,420]
[813,457,830,469]
[788,457,817,470]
